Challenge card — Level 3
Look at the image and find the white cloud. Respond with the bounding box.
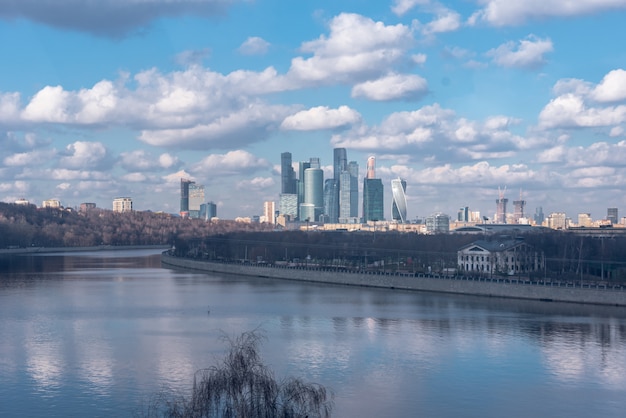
[287,13,414,85]
[120,150,173,172]
[0,0,244,37]
[537,141,626,167]
[351,73,428,101]
[539,94,626,129]
[192,150,270,175]
[59,141,111,170]
[236,177,275,190]
[331,104,526,161]
[3,149,55,167]
[422,9,461,35]
[469,0,626,27]
[280,106,361,131]
[391,0,430,16]
[238,37,270,55]
[0,92,21,123]
[487,35,553,69]
[590,69,626,103]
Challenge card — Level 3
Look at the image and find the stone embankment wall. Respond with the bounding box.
[161,253,626,307]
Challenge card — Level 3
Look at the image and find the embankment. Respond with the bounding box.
[161,253,626,307]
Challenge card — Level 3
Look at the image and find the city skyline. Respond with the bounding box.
[1,1,626,220]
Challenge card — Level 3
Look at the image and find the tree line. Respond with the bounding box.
[0,203,272,248]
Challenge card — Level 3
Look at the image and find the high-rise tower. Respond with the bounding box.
[281,152,296,194]
[180,178,193,218]
[391,178,407,223]
[363,156,384,222]
[496,187,508,224]
[513,189,526,224]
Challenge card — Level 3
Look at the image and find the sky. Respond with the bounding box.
[1,0,626,221]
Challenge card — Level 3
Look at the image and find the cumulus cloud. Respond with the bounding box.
[236,177,275,190]
[59,141,112,170]
[191,150,270,175]
[351,73,428,101]
[391,0,430,16]
[0,0,243,37]
[487,35,553,69]
[590,69,626,103]
[120,150,181,172]
[280,106,361,131]
[331,104,526,162]
[3,149,55,167]
[469,0,626,27]
[537,141,626,167]
[238,37,271,55]
[287,13,414,85]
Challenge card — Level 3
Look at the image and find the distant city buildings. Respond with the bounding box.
[113,197,133,213]
[200,201,217,220]
[495,187,508,223]
[262,201,276,224]
[362,156,384,222]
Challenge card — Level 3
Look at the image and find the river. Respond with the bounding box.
[1,249,626,417]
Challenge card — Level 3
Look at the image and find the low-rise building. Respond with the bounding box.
[457,238,544,277]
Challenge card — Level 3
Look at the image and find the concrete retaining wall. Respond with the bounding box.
[161,254,626,307]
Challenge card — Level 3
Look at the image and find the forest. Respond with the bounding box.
[0,202,272,248]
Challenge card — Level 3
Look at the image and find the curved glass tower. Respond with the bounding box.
[391,178,407,223]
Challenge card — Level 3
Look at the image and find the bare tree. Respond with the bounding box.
[138,331,333,418]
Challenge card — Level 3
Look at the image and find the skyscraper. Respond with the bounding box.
[513,190,526,224]
[496,187,508,224]
[332,148,347,222]
[363,157,383,222]
[333,148,347,182]
[297,161,311,220]
[608,207,618,224]
[303,166,323,221]
[180,178,193,217]
[323,179,339,223]
[458,206,469,222]
[281,152,296,194]
[391,178,407,223]
[189,183,204,219]
[348,161,359,218]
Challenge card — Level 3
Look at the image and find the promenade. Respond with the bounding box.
[162,253,626,307]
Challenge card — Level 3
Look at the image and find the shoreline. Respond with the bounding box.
[161,253,626,307]
[0,244,171,255]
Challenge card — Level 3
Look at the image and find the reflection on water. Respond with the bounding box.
[1,249,626,417]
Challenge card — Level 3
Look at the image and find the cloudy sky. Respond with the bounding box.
[1,0,626,221]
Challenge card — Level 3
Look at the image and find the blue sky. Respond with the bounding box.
[2,0,626,221]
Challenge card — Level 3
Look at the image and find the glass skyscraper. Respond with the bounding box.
[281,152,296,194]
[391,178,407,223]
[363,178,384,222]
[303,167,323,221]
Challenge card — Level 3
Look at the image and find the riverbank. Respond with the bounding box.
[0,244,171,255]
[161,253,626,307]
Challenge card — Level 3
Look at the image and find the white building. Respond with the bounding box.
[263,201,276,224]
[113,197,133,213]
[458,238,544,277]
[42,199,61,208]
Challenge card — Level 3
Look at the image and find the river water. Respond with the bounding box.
[1,249,626,417]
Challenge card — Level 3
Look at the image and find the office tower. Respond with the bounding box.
[279,194,298,219]
[263,201,276,224]
[180,178,193,217]
[297,161,311,220]
[281,152,296,194]
[458,206,469,222]
[363,156,384,222]
[309,157,320,169]
[333,148,347,221]
[496,187,508,224]
[200,201,217,220]
[339,171,352,222]
[608,207,618,224]
[348,161,359,218]
[363,178,384,222]
[303,167,323,221]
[391,178,407,223]
[534,207,545,225]
[189,183,204,219]
[513,190,526,224]
[366,156,376,179]
[113,197,132,213]
[323,179,339,223]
